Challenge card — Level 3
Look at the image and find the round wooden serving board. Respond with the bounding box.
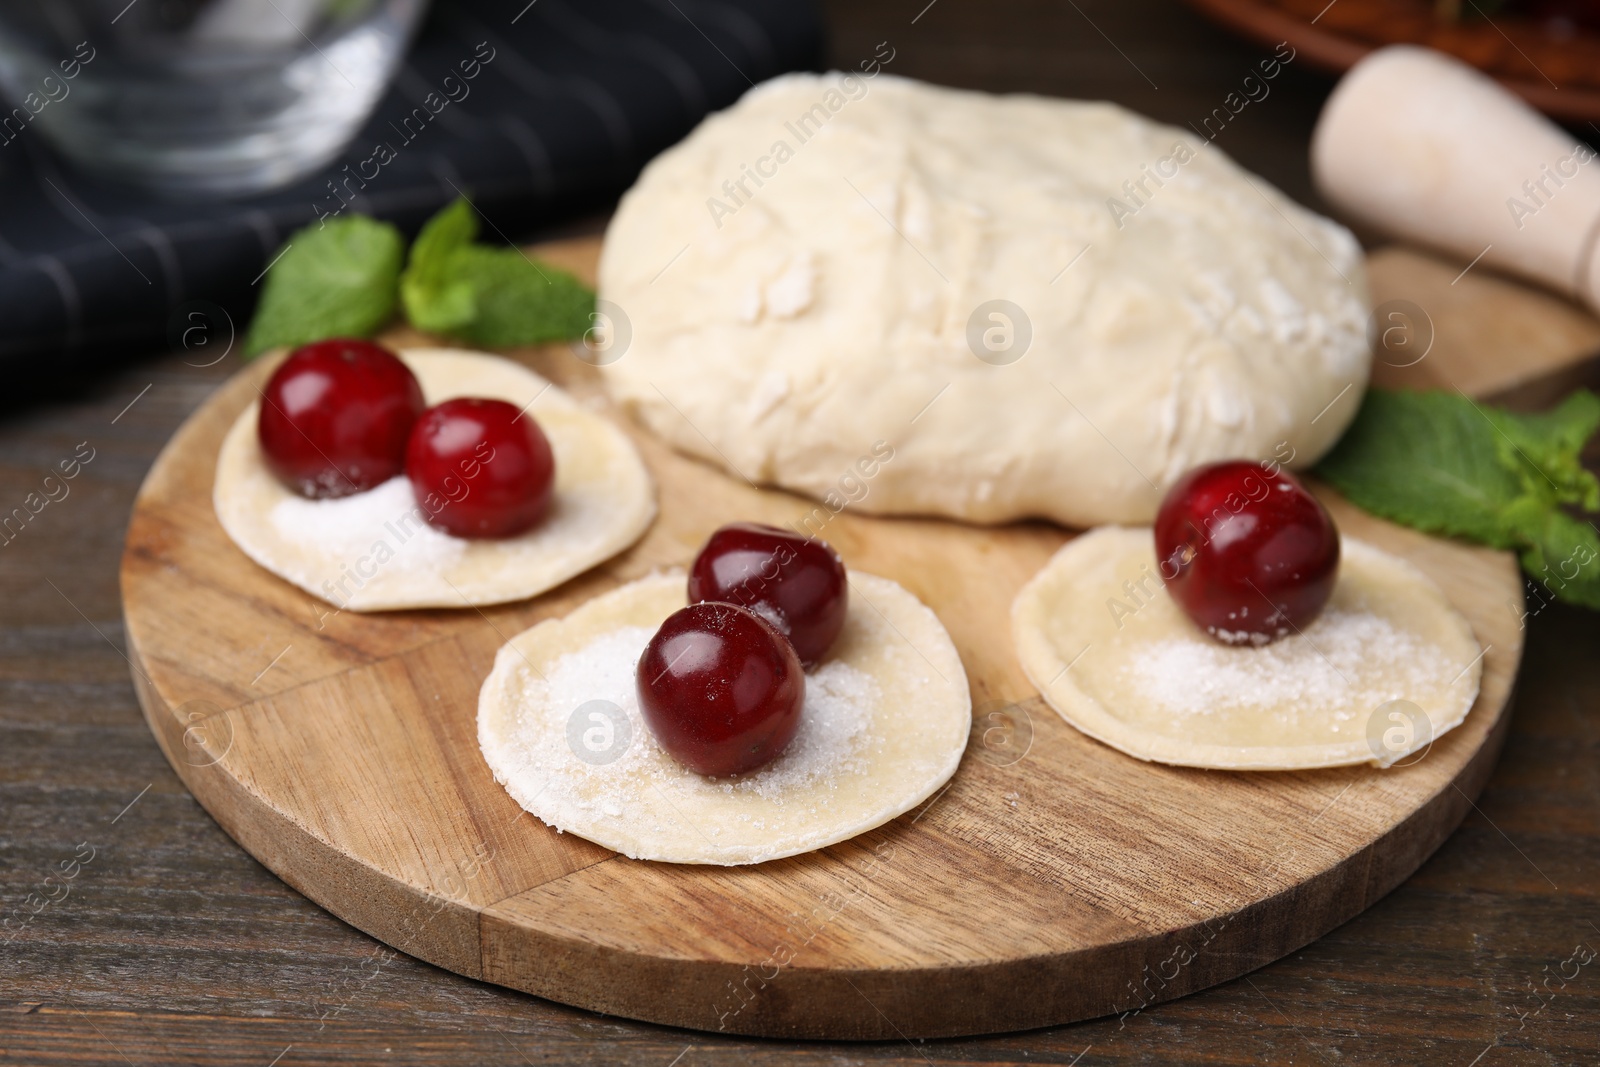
[122,239,1530,1040]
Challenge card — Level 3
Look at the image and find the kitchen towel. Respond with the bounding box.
[0,0,821,377]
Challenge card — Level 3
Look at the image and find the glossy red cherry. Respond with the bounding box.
[404,397,555,539]
[687,523,847,667]
[257,338,424,498]
[636,602,804,776]
[1154,460,1340,645]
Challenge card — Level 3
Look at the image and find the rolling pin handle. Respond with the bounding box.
[1312,45,1600,315]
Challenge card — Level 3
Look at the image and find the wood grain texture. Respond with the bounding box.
[121,235,1525,1039]
[1366,246,1600,399]
[7,3,1600,1061]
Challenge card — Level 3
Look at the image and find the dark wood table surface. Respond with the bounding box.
[4,1,1598,1064]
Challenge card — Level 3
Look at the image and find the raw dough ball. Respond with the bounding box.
[477,571,970,864]
[214,349,655,611]
[598,73,1370,527]
[1010,527,1483,769]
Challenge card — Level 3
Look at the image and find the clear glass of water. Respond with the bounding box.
[0,0,430,197]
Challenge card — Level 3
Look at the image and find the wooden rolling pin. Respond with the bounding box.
[1312,45,1600,313]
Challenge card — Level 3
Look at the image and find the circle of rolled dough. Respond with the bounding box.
[478,571,971,864]
[1011,527,1482,769]
[213,348,655,611]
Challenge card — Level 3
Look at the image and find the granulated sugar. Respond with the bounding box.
[523,623,880,819]
[723,659,878,799]
[536,625,655,739]
[1121,606,1438,719]
[748,601,790,636]
[269,476,467,572]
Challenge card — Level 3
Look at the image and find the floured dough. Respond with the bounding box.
[599,73,1370,527]
[214,349,655,611]
[478,571,970,864]
[1011,527,1482,769]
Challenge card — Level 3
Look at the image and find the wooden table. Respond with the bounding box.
[3,1,1598,1063]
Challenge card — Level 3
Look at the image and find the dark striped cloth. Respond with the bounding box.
[0,0,820,378]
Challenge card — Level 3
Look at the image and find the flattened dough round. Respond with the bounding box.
[214,349,655,611]
[599,73,1370,527]
[1011,527,1482,769]
[477,571,971,864]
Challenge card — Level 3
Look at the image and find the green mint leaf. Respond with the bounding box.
[433,245,595,347]
[398,198,479,335]
[413,195,479,256]
[243,216,404,357]
[1518,508,1600,611]
[1314,389,1526,547]
[1317,387,1600,611]
[1484,390,1600,512]
[399,198,594,347]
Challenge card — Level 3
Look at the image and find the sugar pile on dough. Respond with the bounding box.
[519,623,882,827]
[1121,606,1439,732]
[268,476,466,573]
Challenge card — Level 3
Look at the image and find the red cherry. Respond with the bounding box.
[687,523,847,667]
[404,398,555,539]
[257,338,424,498]
[636,602,804,776]
[1154,461,1340,645]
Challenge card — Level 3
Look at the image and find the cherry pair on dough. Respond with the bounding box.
[639,523,847,778]
[215,347,655,611]
[258,337,554,539]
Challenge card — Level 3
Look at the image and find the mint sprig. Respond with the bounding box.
[243,199,594,356]
[1316,387,1600,609]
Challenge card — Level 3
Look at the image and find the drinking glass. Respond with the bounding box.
[0,0,429,197]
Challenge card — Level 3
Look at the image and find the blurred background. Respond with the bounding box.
[3,0,1594,402]
[4,2,1599,1064]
